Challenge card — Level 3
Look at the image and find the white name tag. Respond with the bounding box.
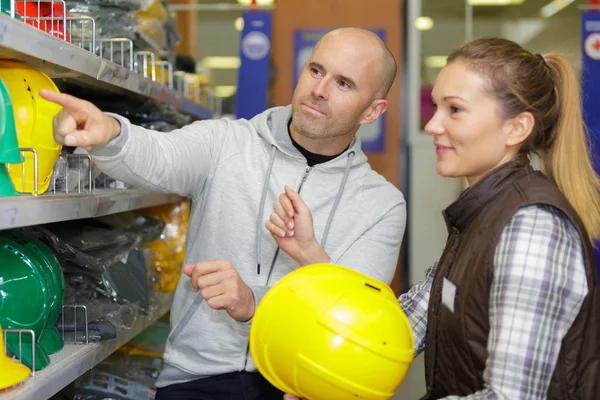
[442,277,456,312]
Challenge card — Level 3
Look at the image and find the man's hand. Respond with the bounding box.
[283,395,301,400]
[39,89,122,151]
[265,185,329,266]
[182,260,255,322]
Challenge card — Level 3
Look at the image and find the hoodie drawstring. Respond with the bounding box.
[256,145,278,274]
[257,149,354,276]
[321,151,354,248]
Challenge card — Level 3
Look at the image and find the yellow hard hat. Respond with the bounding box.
[0,61,62,194]
[249,264,414,400]
[0,324,31,390]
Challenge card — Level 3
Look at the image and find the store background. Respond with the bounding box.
[0,0,595,398]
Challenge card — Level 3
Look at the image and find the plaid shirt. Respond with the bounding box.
[399,205,589,399]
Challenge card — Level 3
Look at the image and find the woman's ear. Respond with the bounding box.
[505,111,535,147]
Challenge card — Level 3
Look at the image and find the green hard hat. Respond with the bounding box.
[0,77,22,197]
[0,237,52,370]
[0,0,21,19]
[0,231,65,354]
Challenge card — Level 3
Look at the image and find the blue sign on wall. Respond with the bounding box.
[581,10,600,279]
[235,11,273,120]
[293,28,387,153]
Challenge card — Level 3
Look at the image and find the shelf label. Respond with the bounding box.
[0,21,8,45]
[98,62,130,87]
[2,207,17,227]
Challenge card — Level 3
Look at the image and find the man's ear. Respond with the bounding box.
[359,99,388,125]
[505,111,535,147]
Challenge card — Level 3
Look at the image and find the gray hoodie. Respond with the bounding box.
[92,105,406,387]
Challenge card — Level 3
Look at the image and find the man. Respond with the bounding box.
[41,27,405,399]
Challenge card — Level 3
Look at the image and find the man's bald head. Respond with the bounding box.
[314,28,397,99]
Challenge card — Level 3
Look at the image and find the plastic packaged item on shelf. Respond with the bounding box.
[175,72,213,106]
[0,230,65,355]
[117,344,163,359]
[137,53,169,85]
[121,317,169,356]
[140,200,190,293]
[92,351,164,388]
[136,16,166,52]
[49,153,92,193]
[66,1,156,60]
[67,0,142,12]
[175,54,197,74]
[0,77,23,197]
[66,2,139,64]
[66,0,180,67]
[0,325,31,390]
[138,0,167,23]
[16,1,71,42]
[18,225,152,317]
[91,97,191,131]
[139,119,179,132]
[70,370,155,400]
[94,173,129,190]
[0,61,62,195]
[57,295,140,341]
[48,147,130,193]
[55,319,117,342]
[96,212,165,245]
[43,219,139,252]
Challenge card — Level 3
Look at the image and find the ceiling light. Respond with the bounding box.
[234,17,244,32]
[214,86,237,98]
[237,0,274,6]
[540,0,575,18]
[415,16,434,31]
[424,56,448,69]
[202,57,241,69]
[468,0,525,5]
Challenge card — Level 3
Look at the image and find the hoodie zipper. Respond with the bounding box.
[243,164,313,370]
[297,165,312,194]
[266,164,312,286]
[264,164,312,286]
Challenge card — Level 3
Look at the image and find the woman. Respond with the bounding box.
[270,37,600,399]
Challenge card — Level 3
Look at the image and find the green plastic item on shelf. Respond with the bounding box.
[0,236,52,371]
[0,0,21,19]
[0,230,65,355]
[0,77,22,197]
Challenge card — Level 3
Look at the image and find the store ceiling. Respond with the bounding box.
[422,0,584,20]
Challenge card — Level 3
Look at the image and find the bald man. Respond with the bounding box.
[42,27,406,399]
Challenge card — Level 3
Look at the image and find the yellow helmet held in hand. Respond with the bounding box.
[249,264,414,400]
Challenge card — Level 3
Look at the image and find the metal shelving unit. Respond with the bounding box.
[0,13,213,120]
[0,294,174,400]
[0,188,184,230]
[0,4,198,397]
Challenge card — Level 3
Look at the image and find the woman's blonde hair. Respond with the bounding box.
[447,38,600,240]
